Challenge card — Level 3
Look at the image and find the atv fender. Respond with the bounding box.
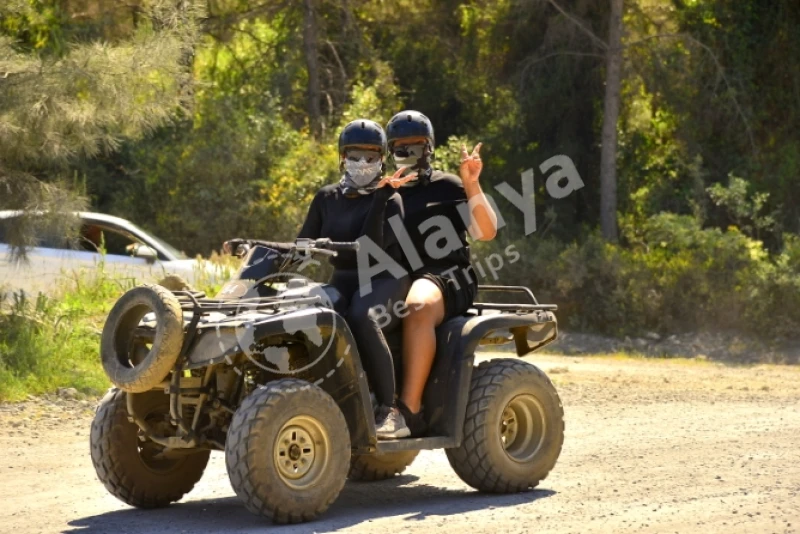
[423,311,557,442]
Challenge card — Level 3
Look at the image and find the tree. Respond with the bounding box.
[600,0,623,242]
[536,0,623,242]
[0,0,203,253]
[200,0,366,139]
[527,0,757,243]
[303,0,323,138]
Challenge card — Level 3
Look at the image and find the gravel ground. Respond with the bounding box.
[1,353,799,534]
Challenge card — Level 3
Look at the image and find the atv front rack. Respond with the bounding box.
[170,290,322,314]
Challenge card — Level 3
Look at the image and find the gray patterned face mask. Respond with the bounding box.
[343,159,383,187]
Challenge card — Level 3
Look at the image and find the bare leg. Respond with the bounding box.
[399,278,445,413]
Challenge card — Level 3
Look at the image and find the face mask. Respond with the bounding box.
[392,144,428,169]
[393,156,417,167]
[343,159,382,187]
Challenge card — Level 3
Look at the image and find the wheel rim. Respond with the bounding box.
[138,441,183,472]
[499,394,546,463]
[137,412,184,473]
[115,303,151,369]
[274,415,330,490]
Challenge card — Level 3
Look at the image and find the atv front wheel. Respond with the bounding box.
[225,379,351,524]
[101,284,184,393]
[90,389,209,508]
[348,450,419,482]
[446,358,564,493]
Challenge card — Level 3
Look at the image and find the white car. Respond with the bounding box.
[0,211,224,295]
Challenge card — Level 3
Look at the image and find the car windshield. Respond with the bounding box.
[129,223,188,260]
[0,213,190,260]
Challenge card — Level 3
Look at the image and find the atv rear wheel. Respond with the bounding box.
[90,389,209,508]
[446,358,564,493]
[101,284,184,393]
[348,450,419,482]
[225,379,350,524]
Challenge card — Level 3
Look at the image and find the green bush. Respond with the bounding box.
[0,271,124,401]
[0,255,234,401]
[501,213,800,340]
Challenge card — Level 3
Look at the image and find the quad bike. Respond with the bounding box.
[90,238,564,524]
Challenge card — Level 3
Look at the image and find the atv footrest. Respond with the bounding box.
[375,436,455,453]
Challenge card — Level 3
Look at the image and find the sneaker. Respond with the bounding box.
[397,400,427,437]
[374,404,392,426]
[376,407,410,439]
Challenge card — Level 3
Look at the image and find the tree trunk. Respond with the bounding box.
[176,0,196,115]
[599,0,623,242]
[303,0,322,138]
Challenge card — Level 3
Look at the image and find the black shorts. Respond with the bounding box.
[414,267,477,321]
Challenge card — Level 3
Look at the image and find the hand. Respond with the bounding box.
[459,142,483,186]
[377,166,417,189]
[222,239,246,255]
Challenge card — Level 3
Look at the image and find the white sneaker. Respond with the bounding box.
[374,404,392,425]
[376,407,410,439]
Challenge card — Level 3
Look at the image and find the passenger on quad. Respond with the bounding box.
[296,118,414,432]
[384,110,499,438]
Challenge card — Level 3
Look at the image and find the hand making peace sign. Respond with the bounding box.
[376,166,417,189]
[459,142,483,186]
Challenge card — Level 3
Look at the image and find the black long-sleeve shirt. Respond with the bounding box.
[297,184,404,271]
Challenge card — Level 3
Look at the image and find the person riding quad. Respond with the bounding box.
[378,110,499,438]
[297,119,414,433]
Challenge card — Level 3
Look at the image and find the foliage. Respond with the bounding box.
[0,268,121,400]
[0,0,204,253]
[0,251,234,401]
[707,175,777,241]
[503,211,800,339]
[2,0,800,344]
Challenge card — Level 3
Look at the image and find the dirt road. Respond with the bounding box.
[2,354,799,534]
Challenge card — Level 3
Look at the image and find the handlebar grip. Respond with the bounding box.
[246,239,296,251]
[316,240,360,252]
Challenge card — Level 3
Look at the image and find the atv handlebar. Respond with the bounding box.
[223,238,360,257]
[301,238,360,252]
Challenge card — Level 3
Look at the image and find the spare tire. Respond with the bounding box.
[157,275,194,293]
[101,284,184,393]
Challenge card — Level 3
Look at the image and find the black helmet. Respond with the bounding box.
[386,110,435,150]
[338,119,387,155]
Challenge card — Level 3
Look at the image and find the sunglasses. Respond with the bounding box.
[392,144,426,159]
[344,149,382,163]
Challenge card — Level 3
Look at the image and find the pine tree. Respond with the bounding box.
[0,0,203,254]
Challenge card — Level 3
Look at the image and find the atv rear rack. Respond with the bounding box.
[472,285,557,314]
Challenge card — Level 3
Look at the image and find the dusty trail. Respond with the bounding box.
[1,354,799,534]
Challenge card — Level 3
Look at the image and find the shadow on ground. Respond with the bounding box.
[65,475,555,533]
